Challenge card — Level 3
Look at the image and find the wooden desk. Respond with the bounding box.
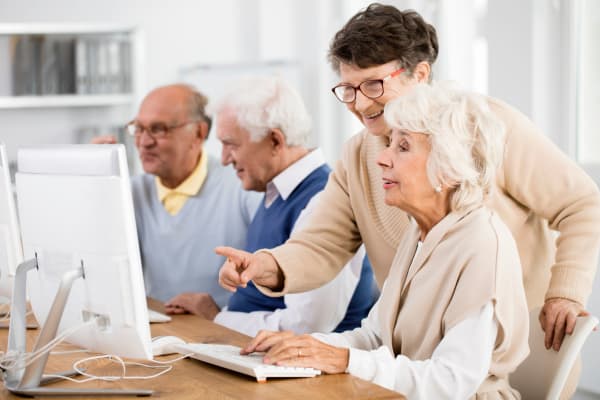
[0,304,403,399]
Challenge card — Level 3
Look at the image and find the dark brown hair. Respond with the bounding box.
[328,3,439,74]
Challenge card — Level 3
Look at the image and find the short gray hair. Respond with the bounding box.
[384,81,505,211]
[209,76,311,146]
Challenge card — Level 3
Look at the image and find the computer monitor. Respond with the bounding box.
[0,143,22,301]
[15,144,152,358]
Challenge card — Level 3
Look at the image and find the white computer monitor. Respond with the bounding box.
[0,143,23,301]
[15,144,152,361]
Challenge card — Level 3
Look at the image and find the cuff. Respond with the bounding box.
[347,347,377,379]
[545,266,594,306]
[253,249,288,297]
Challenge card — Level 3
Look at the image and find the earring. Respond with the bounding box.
[434,185,442,193]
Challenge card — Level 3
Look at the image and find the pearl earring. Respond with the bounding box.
[434,185,442,193]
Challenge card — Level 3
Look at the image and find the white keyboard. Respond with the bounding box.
[173,342,321,382]
[148,308,171,323]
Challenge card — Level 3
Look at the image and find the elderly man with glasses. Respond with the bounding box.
[93,84,260,317]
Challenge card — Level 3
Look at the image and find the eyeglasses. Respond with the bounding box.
[331,67,405,103]
[125,120,195,139]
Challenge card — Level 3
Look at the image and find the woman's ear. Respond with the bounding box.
[413,62,431,83]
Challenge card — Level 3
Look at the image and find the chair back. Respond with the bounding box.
[511,307,598,400]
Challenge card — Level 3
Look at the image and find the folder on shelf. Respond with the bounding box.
[40,37,59,95]
[56,38,76,94]
[12,35,44,96]
[75,37,89,94]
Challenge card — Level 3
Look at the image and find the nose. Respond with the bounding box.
[137,130,156,148]
[376,147,392,169]
[353,90,373,113]
[221,146,232,166]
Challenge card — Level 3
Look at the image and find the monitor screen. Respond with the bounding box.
[0,143,22,300]
[15,144,152,360]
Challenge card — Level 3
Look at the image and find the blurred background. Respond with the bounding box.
[0,1,598,397]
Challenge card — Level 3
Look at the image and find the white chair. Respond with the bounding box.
[511,307,598,400]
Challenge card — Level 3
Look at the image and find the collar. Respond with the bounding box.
[156,151,208,201]
[264,148,326,208]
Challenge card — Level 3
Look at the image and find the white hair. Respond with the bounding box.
[384,81,505,211]
[208,76,311,146]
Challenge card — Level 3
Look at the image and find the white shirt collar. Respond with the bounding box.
[264,148,326,208]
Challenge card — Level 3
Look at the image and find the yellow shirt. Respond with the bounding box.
[155,152,208,216]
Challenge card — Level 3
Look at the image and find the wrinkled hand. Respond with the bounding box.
[241,330,349,374]
[164,292,220,320]
[91,134,118,144]
[215,246,283,292]
[539,298,588,351]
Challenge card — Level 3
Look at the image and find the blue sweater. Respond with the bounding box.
[227,164,378,332]
[132,155,261,307]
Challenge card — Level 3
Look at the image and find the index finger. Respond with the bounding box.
[241,330,278,354]
[215,246,250,265]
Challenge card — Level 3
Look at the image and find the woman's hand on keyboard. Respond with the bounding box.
[241,330,350,374]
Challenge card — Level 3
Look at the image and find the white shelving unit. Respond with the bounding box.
[0,23,144,174]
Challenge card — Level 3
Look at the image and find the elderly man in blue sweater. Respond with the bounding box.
[166,77,379,335]
[93,84,260,315]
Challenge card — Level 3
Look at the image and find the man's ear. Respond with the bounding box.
[413,61,431,83]
[196,120,209,141]
[269,128,286,151]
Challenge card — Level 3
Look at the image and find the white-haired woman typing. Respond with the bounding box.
[238,83,529,399]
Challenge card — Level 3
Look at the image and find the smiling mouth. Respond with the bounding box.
[364,110,383,120]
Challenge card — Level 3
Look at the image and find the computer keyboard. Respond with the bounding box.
[173,342,321,382]
[147,308,171,323]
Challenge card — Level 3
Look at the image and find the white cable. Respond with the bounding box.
[43,353,187,383]
[1,317,188,384]
[148,353,193,365]
[0,318,98,371]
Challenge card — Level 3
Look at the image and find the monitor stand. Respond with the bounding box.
[3,257,153,397]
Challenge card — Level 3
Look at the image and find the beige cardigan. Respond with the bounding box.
[368,207,528,398]
[264,97,600,309]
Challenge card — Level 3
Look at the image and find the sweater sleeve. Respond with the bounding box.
[259,135,365,295]
[495,99,600,305]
